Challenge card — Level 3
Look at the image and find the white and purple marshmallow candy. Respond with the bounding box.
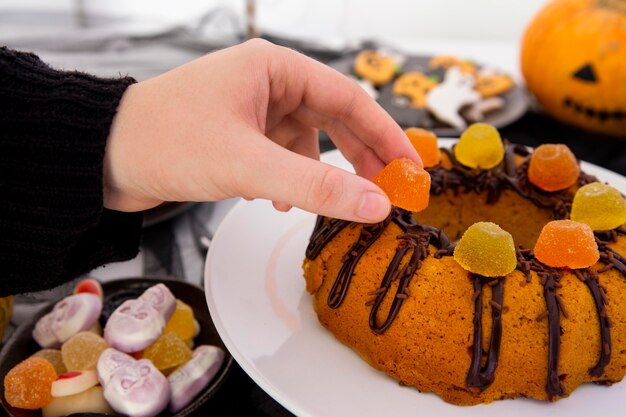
[103,358,170,417]
[33,293,102,347]
[138,283,176,321]
[168,345,225,412]
[104,299,165,353]
[97,348,135,387]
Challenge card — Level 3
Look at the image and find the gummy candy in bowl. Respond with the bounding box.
[0,277,233,417]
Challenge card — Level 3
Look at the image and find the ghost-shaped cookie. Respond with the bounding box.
[426,67,481,129]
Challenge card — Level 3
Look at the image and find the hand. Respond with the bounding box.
[104,39,421,223]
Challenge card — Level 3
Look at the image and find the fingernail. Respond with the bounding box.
[357,192,390,222]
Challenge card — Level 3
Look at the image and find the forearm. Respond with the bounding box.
[0,47,143,296]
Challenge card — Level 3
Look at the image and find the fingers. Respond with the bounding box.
[236,130,391,223]
[266,116,320,212]
[261,42,422,172]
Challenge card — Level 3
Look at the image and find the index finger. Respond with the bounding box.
[263,42,422,177]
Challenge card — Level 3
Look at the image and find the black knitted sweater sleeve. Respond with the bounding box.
[0,47,143,296]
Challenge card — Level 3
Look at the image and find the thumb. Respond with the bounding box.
[240,140,391,223]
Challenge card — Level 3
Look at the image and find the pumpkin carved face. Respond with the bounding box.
[521,0,626,137]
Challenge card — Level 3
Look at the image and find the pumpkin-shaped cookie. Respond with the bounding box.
[354,50,397,86]
[392,72,438,108]
[474,72,515,97]
[429,55,477,75]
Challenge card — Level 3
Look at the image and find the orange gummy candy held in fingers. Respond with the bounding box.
[405,127,441,168]
[4,356,57,409]
[372,158,430,212]
[533,220,599,269]
[528,144,579,192]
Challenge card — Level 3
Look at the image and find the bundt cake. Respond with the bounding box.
[301,127,626,405]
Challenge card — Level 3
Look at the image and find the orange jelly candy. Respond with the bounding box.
[4,356,57,409]
[528,144,579,192]
[533,220,599,269]
[404,128,440,168]
[163,299,196,341]
[372,158,431,212]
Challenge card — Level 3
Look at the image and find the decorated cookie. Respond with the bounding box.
[462,96,505,122]
[426,67,481,129]
[353,50,397,86]
[429,55,477,75]
[392,71,438,108]
[474,71,515,97]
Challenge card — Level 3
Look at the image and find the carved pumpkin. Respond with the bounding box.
[521,0,626,137]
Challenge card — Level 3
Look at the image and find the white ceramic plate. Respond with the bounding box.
[205,141,626,417]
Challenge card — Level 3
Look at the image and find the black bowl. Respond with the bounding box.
[0,277,233,417]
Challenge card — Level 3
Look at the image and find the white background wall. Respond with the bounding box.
[0,0,551,78]
[2,0,549,43]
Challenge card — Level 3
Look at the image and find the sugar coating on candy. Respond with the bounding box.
[534,220,600,269]
[453,123,504,169]
[51,370,98,397]
[139,283,177,321]
[168,345,226,413]
[61,331,109,371]
[372,158,431,212]
[104,298,165,353]
[97,348,135,387]
[50,293,103,343]
[4,356,57,409]
[42,386,113,417]
[453,222,517,277]
[143,332,192,374]
[405,127,441,168]
[528,144,579,192]
[103,358,170,417]
[32,349,67,375]
[164,299,196,341]
[570,182,626,231]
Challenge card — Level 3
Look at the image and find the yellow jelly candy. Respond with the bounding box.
[372,158,431,212]
[453,222,517,277]
[32,349,67,376]
[4,357,57,409]
[405,128,441,168]
[570,182,626,231]
[61,332,109,371]
[528,144,579,192]
[534,220,599,269]
[164,299,196,341]
[453,123,504,169]
[143,332,192,374]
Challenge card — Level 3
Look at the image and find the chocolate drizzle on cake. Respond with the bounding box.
[327,219,390,309]
[518,250,568,399]
[575,269,612,377]
[368,227,436,334]
[305,142,626,400]
[466,275,504,391]
[306,216,351,259]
